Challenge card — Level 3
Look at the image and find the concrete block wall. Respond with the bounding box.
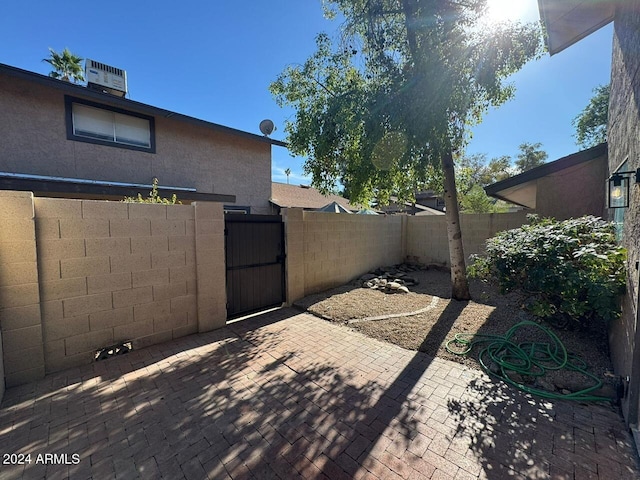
[0,191,227,388]
[0,191,44,387]
[0,192,531,389]
[194,202,227,332]
[283,209,526,304]
[406,212,529,265]
[34,198,204,374]
[406,215,449,265]
[284,209,404,301]
[283,208,305,304]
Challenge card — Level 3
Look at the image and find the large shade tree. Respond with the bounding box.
[271,0,542,300]
[515,142,548,172]
[572,84,609,149]
[455,153,511,213]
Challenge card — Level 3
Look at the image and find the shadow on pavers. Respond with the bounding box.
[1,304,637,479]
[447,377,640,479]
[0,306,409,478]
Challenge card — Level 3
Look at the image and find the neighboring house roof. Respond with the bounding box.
[0,63,287,148]
[414,205,446,216]
[538,0,615,55]
[415,190,441,201]
[484,143,607,208]
[318,201,352,214]
[377,197,445,215]
[270,182,353,210]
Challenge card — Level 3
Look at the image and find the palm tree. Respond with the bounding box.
[43,48,84,83]
[284,168,291,184]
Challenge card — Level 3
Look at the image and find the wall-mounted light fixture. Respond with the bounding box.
[608,168,640,209]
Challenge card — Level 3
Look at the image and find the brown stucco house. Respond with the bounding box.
[485,143,607,220]
[538,0,640,438]
[0,63,286,213]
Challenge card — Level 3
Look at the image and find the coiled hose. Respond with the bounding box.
[445,320,613,402]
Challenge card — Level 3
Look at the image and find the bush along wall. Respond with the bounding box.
[469,215,626,328]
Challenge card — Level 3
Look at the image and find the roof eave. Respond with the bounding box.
[0,63,287,148]
[486,191,534,209]
[0,175,236,203]
[538,0,615,55]
[485,143,607,196]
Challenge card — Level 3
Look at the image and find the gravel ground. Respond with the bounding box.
[295,266,619,400]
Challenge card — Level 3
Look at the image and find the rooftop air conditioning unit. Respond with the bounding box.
[85,59,127,97]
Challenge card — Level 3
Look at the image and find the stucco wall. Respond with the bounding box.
[406,212,529,265]
[607,1,640,425]
[0,75,272,213]
[283,209,404,301]
[0,193,226,386]
[536,155,607,220]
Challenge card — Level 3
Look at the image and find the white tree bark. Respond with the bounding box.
[442,149,471,301]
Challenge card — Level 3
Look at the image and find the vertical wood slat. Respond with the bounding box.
[224,215,285,318]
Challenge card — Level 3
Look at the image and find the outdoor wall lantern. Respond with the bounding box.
[608,168,640,209]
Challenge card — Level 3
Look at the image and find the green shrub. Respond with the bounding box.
[469,215,626,327]
[123,178,180,205]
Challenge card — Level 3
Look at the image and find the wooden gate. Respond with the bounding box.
[224,214,286,318]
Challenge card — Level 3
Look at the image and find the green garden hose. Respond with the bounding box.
[445,321,613,402]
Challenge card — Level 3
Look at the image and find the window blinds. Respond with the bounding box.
[72,103,151,148]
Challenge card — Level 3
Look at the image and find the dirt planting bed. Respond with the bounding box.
[295,266,618,400]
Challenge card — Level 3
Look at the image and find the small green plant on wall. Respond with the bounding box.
[469,215,626,329]
[123,178,181,205]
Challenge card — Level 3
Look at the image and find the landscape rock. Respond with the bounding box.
[355,264,421,293]
[388,281,402,290]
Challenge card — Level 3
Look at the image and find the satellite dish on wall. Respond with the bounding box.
[259,119,275,137]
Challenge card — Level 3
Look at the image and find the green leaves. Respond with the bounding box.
[469,215,626,327]
[269,1,544,205]
[43,47,84,83]
[460,184,507,213]
[572,84,609,149]
[515,142,548,172]
[123,178,181,205]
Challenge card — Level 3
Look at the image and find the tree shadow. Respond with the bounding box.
[308,298,470,478]
[0,306,420,479]
[1,304,637,480]
[416,299,468,354]
[438,292,640,479]
[446,376,640,479]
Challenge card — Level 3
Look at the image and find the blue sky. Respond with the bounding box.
[1,0,612,186]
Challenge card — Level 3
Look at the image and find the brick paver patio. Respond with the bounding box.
[1,308,638,479]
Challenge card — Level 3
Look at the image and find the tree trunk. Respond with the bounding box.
[398,0,469,299]
[442,149,471,300]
